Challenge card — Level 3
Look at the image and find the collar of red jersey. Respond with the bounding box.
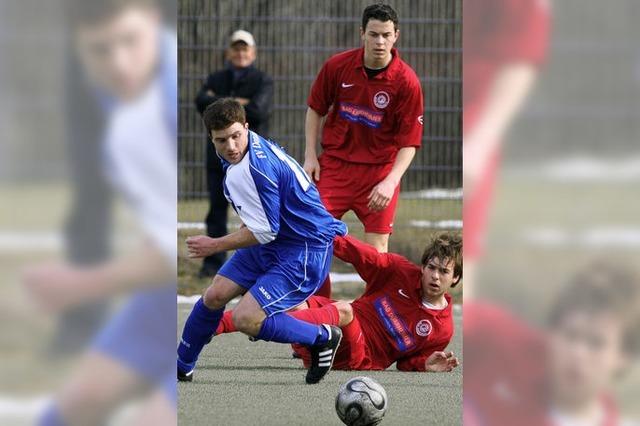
[354,47,401,79]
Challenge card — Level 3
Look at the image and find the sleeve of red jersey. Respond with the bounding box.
[396,342,448,372]
[491,0,551,66]
[333,235,396,284]
[307,58,337,116]
[394,75,424,149]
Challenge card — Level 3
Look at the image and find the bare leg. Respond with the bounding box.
[231,292,267,337]
[128,389,175,426]
[55,352,150,426]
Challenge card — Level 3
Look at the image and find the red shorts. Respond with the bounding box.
[292,296,370,370]
[316,154,400,235]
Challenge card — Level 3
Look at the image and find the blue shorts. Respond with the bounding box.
[218,241,332,316]
[92,284,176,395]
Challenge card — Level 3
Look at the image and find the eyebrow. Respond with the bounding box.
[214,131,241,141]
[428,261,452,271]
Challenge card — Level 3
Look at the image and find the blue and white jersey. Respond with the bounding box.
[223,131,347,246]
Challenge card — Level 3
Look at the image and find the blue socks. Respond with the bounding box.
[256,313,329,346]
[177,297,224,371]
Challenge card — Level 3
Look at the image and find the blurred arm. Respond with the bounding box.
[464,64,537,189]
[23,243,174,313]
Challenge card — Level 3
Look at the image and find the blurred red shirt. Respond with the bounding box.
[464,0,550,131]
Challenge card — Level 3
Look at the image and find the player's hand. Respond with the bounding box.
[186,235,221,258]
[206,89,215,97]
[425,351,459,373]
[303,156,321,182]
[367,178,396,211]
[23,262,94,313]
[235,97,250,106]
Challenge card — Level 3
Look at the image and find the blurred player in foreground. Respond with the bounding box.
[28,0,177,425]
[177,98,348,384]
[304,4,423,265]
[463,0,550,295]
[216,233,461,373]
[465,264,640,425]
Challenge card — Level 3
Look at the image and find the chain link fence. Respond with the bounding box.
[178,0,462,230]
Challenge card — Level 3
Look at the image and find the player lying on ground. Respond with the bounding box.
[216,233,461,372]
[177,98,348,384]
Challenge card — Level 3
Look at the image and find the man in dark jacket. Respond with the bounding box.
[195,29,273,278]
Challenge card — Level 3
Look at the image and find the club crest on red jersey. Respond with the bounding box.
[415,319,432,337]
[373,91,390,109]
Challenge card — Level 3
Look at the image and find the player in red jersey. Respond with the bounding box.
[464,264,640,425]
[463,0,550,294]
[216,233,461,372]
[303,4,424,264]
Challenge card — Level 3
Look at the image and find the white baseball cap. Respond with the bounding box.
[229,30,256,47]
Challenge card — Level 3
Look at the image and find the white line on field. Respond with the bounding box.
[409,220,462,229]
[0,394,49,418]
[0,231,61,251]
[522,226,640,247]
[506,155,640,182]
[401,188,462,200]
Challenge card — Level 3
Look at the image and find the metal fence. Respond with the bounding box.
[178,0,462,225]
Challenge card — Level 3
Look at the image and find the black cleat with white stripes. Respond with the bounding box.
[305,325,343,384]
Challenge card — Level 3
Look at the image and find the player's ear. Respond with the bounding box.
[244,122,249,130]
[451,275,461,287]
[360,27,365,39]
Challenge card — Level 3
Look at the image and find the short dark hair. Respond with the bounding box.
[203,98,246,133]
[421,232,462,285]
[362,3,399,31]
[67,0,158,26]
[549,262,640,356]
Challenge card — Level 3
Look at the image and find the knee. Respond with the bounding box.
[202,278,230,309]
[333,301,354,326]
[231,308,263,336]
[58,381,113,424]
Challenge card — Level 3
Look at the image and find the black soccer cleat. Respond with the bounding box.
[305,325,342,384]
[177,367,194,382]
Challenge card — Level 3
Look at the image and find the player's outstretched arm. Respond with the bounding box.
[186,227,259,258]
[333,235,396,283]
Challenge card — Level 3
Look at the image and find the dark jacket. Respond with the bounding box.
[195,64,273,136]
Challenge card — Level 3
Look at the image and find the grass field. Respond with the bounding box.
[177,301,463,426]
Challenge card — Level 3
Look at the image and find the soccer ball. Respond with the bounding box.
[335,376,388,426]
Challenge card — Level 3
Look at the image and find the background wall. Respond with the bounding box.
[177,0,462,230]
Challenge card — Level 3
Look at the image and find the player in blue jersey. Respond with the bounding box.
[177,98,348,384]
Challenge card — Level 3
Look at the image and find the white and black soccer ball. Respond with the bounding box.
[335,376,388,426]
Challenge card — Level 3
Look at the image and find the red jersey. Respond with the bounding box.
[334,236,454,371]
[464,302,621,426]
[464,0,550,131]
[307,48,424,165]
